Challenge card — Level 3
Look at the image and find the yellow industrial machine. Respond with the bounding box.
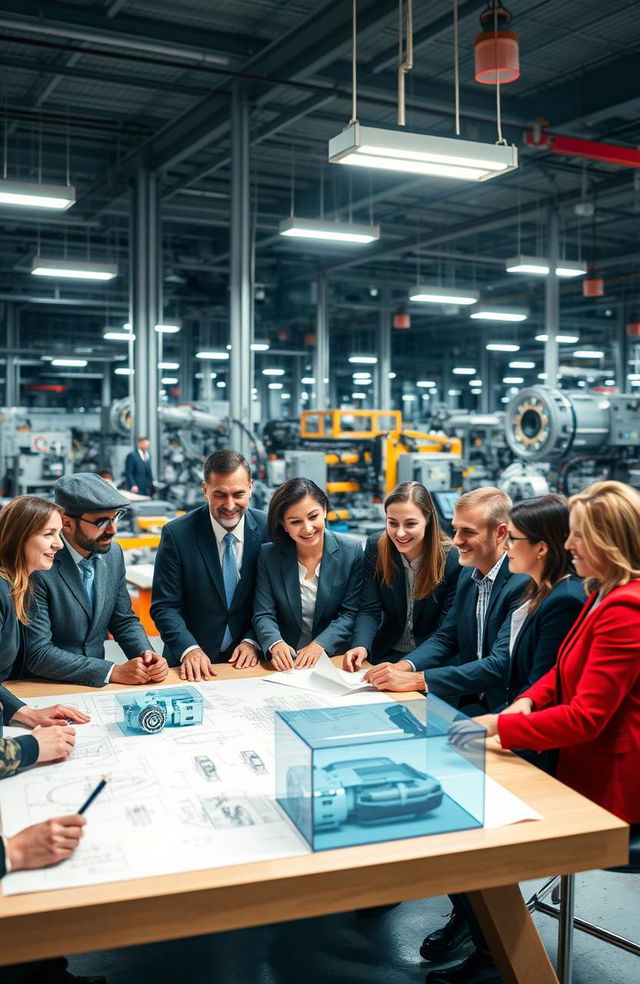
[300,409,462,499]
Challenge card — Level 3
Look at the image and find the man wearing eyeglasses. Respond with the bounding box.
[24,472,168,687]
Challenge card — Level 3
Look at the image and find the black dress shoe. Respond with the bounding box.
[419,908,472,961]
[425,949,501,983]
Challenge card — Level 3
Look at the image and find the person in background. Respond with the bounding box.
[364,487,528,712]
[254,478,362,669]
[0,496,90,730]
[23,474,167,687]
[151,450,268,680]
[420,494,584,982]
[124,436,154,496]
[343,482,459,672]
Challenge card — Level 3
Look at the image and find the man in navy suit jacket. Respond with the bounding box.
[151,450,269,681]
[365,486,529,712]
[124,436,154,496]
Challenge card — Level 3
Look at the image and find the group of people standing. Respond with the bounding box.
[0,448,639,984]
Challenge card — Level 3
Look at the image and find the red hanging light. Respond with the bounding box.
[474,1,520,85]
[583,268,604,298]
[393,305,411,330]
[626,314,640,338]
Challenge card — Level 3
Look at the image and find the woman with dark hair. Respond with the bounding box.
[343,482,460,671]
[253,478,363,669]
[0,495,89,730]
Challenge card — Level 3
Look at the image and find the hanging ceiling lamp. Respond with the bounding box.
[393,304,411,329]
[474,1,520,85]
[583,270,604,297]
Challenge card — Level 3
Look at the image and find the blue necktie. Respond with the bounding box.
[79,557,95,610]
[221,532,238,651]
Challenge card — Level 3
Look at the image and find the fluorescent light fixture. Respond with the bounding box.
[158,362,179,370]
[574,349,604,359]
[448,389,462,396]
[604,379,616,386]
[351,392,367,399]
[352,372,372,380]
[268,382,283,390]
[501,397,510,404]
[469,379,483,387]
[486,342,521,352]
[301,376,315,384]
[155,323,181,334]
[388,371,396,379]
[329,123,518,182]
[409,285,479,305]
[115,367,133,376]
[0,178,76,210]
[278,216,379,244]
[281,393,291,400]
[452,367,477,375]
[505,255,550,276]
[262,368,285,376]
[195,350,230,360]
[555,260,588,278]
[161,377,178,385]
[251,341,270,351]
[509,361,535,369]
[402,394,417,401]
[503,376,524,384]
[348,355,377,364]
[51,358,87,367]
[470,307,528,322]
[535,333,580,344]
[417,380,436,388]
[103,330,135,341]
[216,381,226,388]
[538,372,547,380]
[31,256,118,281]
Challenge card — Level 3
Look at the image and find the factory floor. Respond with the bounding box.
[67,870,638,984]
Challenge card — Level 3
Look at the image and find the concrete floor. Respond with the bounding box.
[64,871,638,984]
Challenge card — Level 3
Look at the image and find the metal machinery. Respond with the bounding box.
[291,409,462,531]
[503,386,640,497]
[0,408,86,497]
[430,409,512,491]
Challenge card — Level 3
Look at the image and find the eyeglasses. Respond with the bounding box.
[70,509,127,530]
[506,533,532,543]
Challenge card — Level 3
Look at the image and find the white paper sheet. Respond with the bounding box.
[0,680,541,896]
[263,651,375,696]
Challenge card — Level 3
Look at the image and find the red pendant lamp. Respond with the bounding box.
[474,1,520,85]
[626,313,640,338]
[583,269,604,297]
[393,304,411,330]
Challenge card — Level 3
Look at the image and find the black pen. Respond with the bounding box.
[78,776,109,814]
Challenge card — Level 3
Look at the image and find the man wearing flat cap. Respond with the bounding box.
[24,472,168,687]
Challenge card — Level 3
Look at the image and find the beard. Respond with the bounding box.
[73,525,114,554]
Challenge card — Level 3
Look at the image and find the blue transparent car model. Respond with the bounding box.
[116,687,204,735]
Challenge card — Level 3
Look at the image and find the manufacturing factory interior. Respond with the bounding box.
[0,1,639,983]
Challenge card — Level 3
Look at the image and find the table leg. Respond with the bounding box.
[467,883,559,984]
[557,874,575,983]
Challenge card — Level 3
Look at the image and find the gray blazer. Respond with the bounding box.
[24,542,150,687]
[253,530,363,656]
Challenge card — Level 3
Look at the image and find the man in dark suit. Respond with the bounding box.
[151,449,269,681]
[124,436,154,496]
[24,473,168,688]
[364,486,528,709]
[365,486,529,980]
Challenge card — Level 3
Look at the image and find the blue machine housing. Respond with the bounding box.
[116,687,204,734]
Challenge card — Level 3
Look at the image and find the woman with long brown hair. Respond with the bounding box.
[0,495,89,729]
[343,482,459,671]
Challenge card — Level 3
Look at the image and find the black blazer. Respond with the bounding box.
[124,449,154,495]
[411,557,530,711]
[0,577,25,722]
[350,533,461,663]
[506,574,585,705]
[253,530,363,656]
[151,505,269,664]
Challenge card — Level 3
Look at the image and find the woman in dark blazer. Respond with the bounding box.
[0,495,89,729]
[253,478,363,669]
[343,482,459,670]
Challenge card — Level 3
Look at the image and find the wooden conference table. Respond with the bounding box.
[0,663,629,984]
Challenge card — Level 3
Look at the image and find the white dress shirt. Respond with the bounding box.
[297,561,321,648]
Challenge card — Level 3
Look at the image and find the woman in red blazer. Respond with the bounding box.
[472,479,640,824]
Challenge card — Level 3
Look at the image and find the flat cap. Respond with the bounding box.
[54,472,130,513]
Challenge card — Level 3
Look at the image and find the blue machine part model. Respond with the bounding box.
[287,756,444,831]
[117,687,204,734]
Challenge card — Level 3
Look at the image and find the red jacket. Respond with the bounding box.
[498,580,640,823]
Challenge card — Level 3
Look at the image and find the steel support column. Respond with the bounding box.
[4,304,19,409]
[377,294,391,410]
[131,166,161,478]
[480,344,490,414]
[179,322,194,403]
[314,272,329,410]
[614,307,627,390]
[229,83,252,459]
[544,207,560,384]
